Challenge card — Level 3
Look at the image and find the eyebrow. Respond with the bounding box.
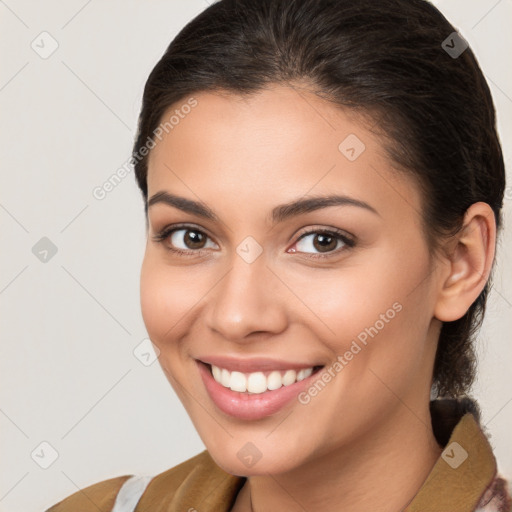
[147,191,380,224]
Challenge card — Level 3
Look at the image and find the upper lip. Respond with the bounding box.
[197,355,322,373]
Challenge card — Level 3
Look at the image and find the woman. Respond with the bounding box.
[47,0,511,510]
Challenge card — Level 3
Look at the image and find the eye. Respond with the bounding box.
[152,224,218,256]
[152,224,355,259]
[289,228,355,259]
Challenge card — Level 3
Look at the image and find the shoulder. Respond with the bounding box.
[136,450,244,508]
[45,451,242,512]
[45,474,134,512]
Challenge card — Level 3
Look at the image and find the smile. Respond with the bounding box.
[210,364,317,393]
[196,359,324,420]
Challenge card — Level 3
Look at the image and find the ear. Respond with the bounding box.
[434,202,496,322]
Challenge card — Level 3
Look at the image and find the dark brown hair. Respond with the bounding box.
[132,0,505,398]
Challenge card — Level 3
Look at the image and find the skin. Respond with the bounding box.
[140,84,496,512]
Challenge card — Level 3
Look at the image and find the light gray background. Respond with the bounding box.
[1,1,511,510]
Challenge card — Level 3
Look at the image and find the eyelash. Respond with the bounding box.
[151,223,356,259]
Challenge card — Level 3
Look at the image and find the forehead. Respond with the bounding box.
[146,85,421,222]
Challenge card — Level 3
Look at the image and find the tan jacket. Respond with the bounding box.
[46,399,511,511]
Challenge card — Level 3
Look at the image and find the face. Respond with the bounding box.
[140,84,443,476]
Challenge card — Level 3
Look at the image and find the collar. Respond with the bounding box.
[405,411,497,511]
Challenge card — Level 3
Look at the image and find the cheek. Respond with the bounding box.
[296,247,432,360]
[140,255,192,344]
[293,267,403,340]
[140,258,162,340]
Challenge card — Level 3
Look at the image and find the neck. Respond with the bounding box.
[233,404,443,512]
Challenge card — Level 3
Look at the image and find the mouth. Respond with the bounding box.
[196,360,325,420]
[206,362,324,394]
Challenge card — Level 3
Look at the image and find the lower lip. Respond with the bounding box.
[197,361,321,420]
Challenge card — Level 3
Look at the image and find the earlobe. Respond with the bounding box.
[434,202,496,322]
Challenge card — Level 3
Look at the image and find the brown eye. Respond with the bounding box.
[291,229,355,258]
[152,225,219,255]
[168,228,216,251]
[312,233,338,252]
[175,229,207,249]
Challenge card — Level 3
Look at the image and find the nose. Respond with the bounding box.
[204,249,288,343]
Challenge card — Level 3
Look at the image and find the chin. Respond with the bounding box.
[205,442,302,477]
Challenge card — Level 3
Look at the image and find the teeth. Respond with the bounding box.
[230,371,247,392]
[267,371,283,390]
[211,365,222,383]
[283,369,297,386]
[297,369,309,381]
[221,368,230,388]
[210,364,314,394]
